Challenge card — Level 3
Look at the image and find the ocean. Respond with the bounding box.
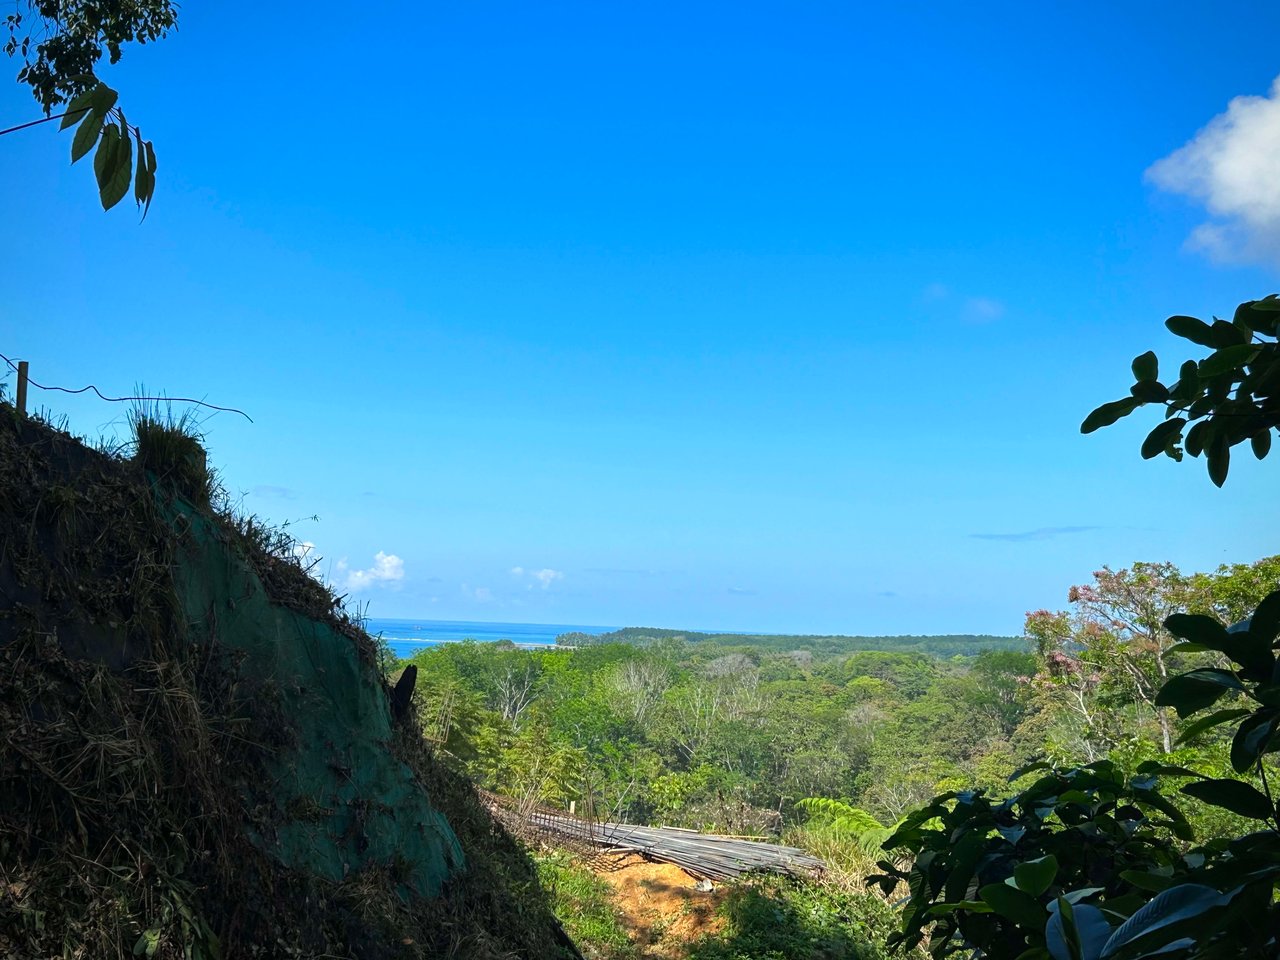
[364,618,618,659]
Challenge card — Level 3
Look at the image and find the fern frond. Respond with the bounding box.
[797,797,895,853]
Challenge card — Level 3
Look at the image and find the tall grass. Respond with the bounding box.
[128,398,215,508]
[536,851,638,959]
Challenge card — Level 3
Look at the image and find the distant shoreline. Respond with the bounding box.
[371,617,1023,661]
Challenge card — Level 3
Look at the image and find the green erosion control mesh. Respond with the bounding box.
[169,499,464,896]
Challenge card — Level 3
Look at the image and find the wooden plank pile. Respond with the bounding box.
[484,794,823,881]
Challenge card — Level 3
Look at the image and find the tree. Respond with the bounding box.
[1069,563,1190,753]
[875,299,1280,958]
[1186,555,1280,624]
[5,0,173,211]
[1082,295,1280,486]
[609,657,672,727]
[492,653,540,725]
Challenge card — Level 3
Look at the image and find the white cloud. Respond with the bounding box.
[342,551,405,591]
[532,568,563,588]
[251,484,297,500]
[510,566,564,589]
[474,586,493,602]
[920,284,1005,323]
[964,296,1005,323]
[1147,75,1280,264]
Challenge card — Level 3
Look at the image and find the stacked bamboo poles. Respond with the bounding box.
[484,792,824,881]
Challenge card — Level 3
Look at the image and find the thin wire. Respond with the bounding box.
[0,111,68,137]
[0,351,253,422]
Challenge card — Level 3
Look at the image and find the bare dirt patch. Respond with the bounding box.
[593,854,725,957]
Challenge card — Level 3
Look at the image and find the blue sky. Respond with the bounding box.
[3,1,1279,633]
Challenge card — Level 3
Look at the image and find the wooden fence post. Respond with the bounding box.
[15,361,27,417]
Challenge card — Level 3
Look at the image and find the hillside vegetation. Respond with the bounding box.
[0,405,575,959]
[557,626,1025,658]
[403,553,1280,958]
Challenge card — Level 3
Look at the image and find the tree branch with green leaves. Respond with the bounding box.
[4,0,176,213]
[1082,296,1280,486]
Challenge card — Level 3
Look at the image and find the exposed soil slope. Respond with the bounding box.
[594,856,724,958]
[0,408,576,959]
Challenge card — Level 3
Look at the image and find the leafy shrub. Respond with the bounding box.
[875,593,1280,958]
[536,852,638,959]
[687,875,907,960]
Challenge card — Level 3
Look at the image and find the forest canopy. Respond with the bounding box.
[555,627,1027,658]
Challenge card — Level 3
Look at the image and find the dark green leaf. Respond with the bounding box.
[1131,351,1158,382]
[1010,760,1053,781]
[1180,778,1275,820]
[1047,901,1110,960]
[1209,319,1247,347]
[1129,380,1169,403]
[1119,869,1175,892]
[89,84,118,116]
[943,830,986,903]
[1253,357,1280,397]
[1141,419,1185,460]
[926,899,992,916]
[1100,884,1238,957]
[1184,421,1208,458]
[1206,434,1230,487]
[1187,395,1215,418]
[1155,669,1245,718]
[1175,709,1252,745]
[1013,855,1059,897]
[1045,900,1074,960]
[60,87,96,130]
[99,124,132,210]
[980,882,1047,931]
[1165,613,1230,647]
[93,124,119,189]
[1165,614,1273,678]
[1231,710,1280,773]
[134,131,147,207]
[1236,298,1280,335]
[1082,397,1141,434]
[1250,590,1280,643]
[70,109,103,163]
[140,140,157,217]
[1199,344,1260,379]
[1131,787,1194,841]
[1252,429,1272,460]
[1166,315,1217,347]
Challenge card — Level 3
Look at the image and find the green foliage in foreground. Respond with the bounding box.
[536,853,638,959]
[1083,295,1280,486]
[878,591,1280,958]
[5,1,171,212]
[558,626,1026,658]
[686,877,904,960]
[877,298,1280,959]
[537,847,912,960]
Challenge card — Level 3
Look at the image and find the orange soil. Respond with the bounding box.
[592,854,726,957]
